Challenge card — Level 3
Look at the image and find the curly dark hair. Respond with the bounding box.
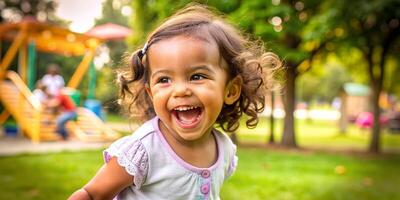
[119,4,281,132]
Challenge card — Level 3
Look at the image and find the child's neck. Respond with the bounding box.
[159,121,218,168]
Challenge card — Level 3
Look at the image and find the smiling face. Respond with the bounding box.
[146,35,239,144]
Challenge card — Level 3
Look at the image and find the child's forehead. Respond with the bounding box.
[148,35,218,58]
[153,34,215,48]
[146,35,227,72]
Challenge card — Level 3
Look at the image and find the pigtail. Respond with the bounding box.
[119,50,145,98]
[118,49,155,121]
[132,50,146,81]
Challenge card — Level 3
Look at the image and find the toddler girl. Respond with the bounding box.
[69,4,280,200]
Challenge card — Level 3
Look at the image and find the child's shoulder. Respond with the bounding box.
[105,118,156,152]
[112,118,156,144]
[214,129,234,145]
[213,129,237,154]
[130,118,157,139]
[103,117,158,165]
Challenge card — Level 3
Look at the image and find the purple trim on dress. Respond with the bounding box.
[152,117,223,174]
[103,151,111,163]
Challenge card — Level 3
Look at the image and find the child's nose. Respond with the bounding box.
[172,82,192,97]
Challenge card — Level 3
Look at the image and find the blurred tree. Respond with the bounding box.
[129,1,360,148]
[92,0,131,112]
[297,71,320,104]
[230,0,337,147]
[128,0,240,48]
[298,60,352,105]
[386,57,400,96]
[95,0,130,65]
[334,0,400,153]
[0,0,57,23]
[318,64,352,103]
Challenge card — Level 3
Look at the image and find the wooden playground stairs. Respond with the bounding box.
[0,70,120,142]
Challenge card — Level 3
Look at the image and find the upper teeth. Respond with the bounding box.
[174,106,197,111]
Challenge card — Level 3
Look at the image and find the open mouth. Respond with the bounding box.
[171,105,203,128]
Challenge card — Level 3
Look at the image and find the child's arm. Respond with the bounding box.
[68,157,134,200]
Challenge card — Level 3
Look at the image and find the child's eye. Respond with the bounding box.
[156,77,171,84]
[190,74,206,81]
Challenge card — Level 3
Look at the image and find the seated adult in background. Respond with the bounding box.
[46,88,77,140]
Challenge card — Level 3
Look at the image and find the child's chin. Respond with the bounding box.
[177,131,204,141]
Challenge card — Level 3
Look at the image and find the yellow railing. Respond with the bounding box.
[1,71,120,142]
[2,70,42,142]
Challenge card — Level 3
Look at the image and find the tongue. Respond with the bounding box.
[176,108,201,124]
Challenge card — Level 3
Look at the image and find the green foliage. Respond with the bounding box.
[297,63,352,103]
[297,71,320,103]
[95,0,129,26]
[386,57,400,96]
[95,0,130,66]
[336,48,369,84]
[229,0,335,66]
[124,0,399,147]
[90,0,131,111]
[95,66,120,112]
[318,64,351,102]
[331,0,400,151]
[128,0,240,49]
[332,0,400,77]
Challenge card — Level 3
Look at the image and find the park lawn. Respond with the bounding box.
[106,113,400,151]
[105,113,130,123]
[236,117,400,152]
[0,148,400,200]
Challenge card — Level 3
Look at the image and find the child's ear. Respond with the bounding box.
[145,84,153,100]
[224,76,242,105]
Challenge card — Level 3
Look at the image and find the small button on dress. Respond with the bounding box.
[200,183,210,194]
[201,170,210,178]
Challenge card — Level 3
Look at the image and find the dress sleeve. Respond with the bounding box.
[103,136,149,189]
[226,143,238,179]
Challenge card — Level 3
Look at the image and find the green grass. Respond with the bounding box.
[0,148,399,200]
[0,150,100,200]
[1,114,392,199]
[222,148,400,200]
[104,112,130,123]
[236,117,400,152]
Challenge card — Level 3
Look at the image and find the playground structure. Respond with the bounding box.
[0,17,120,142]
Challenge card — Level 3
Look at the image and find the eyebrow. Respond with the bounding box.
[151,65,215,79]
[151,69,170,79]
[190,65,215,74]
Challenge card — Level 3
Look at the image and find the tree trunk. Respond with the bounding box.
[368,47,386,153]
[269,91,275,144]
[281,65,297,147]
[369,84,381,153]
